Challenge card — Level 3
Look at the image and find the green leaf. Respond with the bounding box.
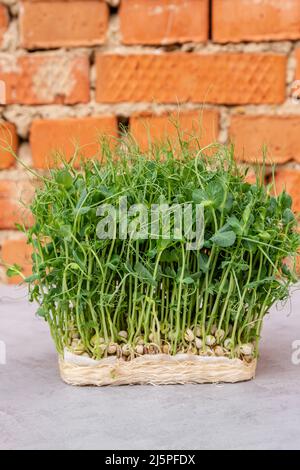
[242,203,252,226]
[6,264,23,278]
[282,208,295,225]
[58,225,72,240]
[192,189,209,205]
[211,230,236,248]
[106,254,120,271]
[56,170,73,189]
[36,307,47,319]
[222,193,234,212]
[259,231,271,241]
[160,249,178,263]
[74,206,91,216]
[24,273,39,283]
[280,191,292,210]
[199,253,209,273]
[72,249,85,270]
[134,262,157,287]
[207,181,225,207]
[68,263,80,271]
[182,277,195,285]
[227,216,243,235]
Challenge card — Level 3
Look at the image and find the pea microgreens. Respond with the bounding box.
[8,135,300,361]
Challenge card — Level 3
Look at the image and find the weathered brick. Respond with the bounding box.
[0,122,18,170]
[1,237,33,284]
[130,110,219,150]
[20,1,109,49]
[96,53,286,105]
[213,0,300,43]
[0,179,35,229]
[294,48,300,80]
[30,116,118,169]
[120,0,208,45]
[0,54,89,105]
[0,4,8,45]
[229,115,300,164]
[275,168,300,213]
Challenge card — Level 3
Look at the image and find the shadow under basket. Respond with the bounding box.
[59,351,257,386]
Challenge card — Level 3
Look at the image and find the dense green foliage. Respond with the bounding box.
[9,136,300,360]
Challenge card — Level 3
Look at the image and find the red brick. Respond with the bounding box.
[20,1,109,49]
[0,179,35,229]
[275,168,300,213]
[1,237,33,284]
[0,4,8,44]
[96,53,286,105]
[229,115,300,164]
[130,110,219,150]
[30,116,118,169]
[294,48,300,81]
[120,0,208,45]
[0,54,89,105]
[0,122,18,170]
[213,0,300,43]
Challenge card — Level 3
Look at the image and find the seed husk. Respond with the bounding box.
[244,355,254,363]
[135,345,144,355]
[205,335,216,346]
[224,338,232,350]
[185,328,195,342]
[91,335,105,346]
[240,343,254,356]
[214,345,225,357]
[118,330,128,340]
[195,337,203,349]
[200,347,214,357]
[107,343,117,355]
[148,344,159,354]
[215,329,225,342]
[211,324,217,335]
[194,326,202,338]
[162,344,170,354]
[71,339,85,355]
[122,343,131,356]
[187,346,197,355]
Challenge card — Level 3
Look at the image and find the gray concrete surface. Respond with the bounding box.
[0,284,300,450]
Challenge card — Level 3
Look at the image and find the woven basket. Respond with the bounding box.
[59,351,257,386]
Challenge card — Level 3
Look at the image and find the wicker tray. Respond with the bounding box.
[59,351,257,386]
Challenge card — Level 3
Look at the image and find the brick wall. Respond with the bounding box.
[0,0,300,282]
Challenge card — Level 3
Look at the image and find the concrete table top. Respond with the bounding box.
[0,284,299,450]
